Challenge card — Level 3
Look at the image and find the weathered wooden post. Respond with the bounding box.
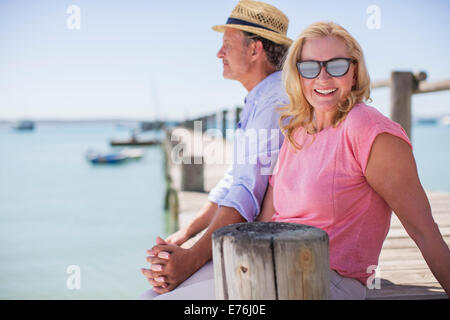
[181,155,204,192]
[390,71,415,138]
[213,222,329,300]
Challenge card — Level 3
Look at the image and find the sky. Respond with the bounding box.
[0,0,449,121]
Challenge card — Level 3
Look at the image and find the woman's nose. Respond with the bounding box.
[317,65,331,80]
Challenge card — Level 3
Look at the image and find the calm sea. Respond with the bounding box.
[0,123,166,299]
[0,122,449,299]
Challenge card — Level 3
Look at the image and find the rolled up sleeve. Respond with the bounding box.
[218,99,284,222]
[208,164,234,204]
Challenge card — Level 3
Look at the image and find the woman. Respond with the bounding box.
[258,21,450,299]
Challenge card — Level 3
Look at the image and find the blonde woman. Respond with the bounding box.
[258,21,450,299]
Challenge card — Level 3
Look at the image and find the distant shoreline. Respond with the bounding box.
[0,119,167,125]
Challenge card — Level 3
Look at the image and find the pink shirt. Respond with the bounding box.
[269,103,412,285]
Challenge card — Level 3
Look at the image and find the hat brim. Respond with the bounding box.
[212,24,292,46]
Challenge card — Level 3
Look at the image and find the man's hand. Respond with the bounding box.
[141,236,171,291]
[141,206,245,295]
[142,237,200,294]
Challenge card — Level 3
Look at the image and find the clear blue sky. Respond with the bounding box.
[1,0,449,121]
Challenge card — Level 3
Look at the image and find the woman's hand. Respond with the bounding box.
[145,241,198,294]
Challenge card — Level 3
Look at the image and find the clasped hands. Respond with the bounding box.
[140,236,194,294]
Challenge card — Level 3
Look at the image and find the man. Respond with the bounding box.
[140,0,292,299]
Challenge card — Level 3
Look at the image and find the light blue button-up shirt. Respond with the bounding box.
[208,71,289,222]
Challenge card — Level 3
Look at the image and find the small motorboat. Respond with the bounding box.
[86,150,128,164]
[85,148,145,164]
[12,120,35,131]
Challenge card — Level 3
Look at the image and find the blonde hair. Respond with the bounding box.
[280,21,371,149]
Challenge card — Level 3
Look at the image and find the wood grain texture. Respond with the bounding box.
[213,222,329,300]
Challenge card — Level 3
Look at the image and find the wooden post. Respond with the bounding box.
[181,155,204,192]
[235,107,242,128]
[390,71,415,138]
[209,114,217,130]
[212,222,329,300]
[222,109,228,139]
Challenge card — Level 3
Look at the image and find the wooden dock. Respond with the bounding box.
[365,191,450,299]
[164,128,449,300]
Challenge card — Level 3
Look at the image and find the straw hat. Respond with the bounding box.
[212,0,292,46]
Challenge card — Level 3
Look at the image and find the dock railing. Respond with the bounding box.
[371,71,450,139]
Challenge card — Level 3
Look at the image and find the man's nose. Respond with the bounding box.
[217,46,225,59]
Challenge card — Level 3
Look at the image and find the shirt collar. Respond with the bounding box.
[244,71,282,104]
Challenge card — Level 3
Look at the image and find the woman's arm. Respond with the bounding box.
[365,133,450,296]
[165,201,218,245]
[256,184,276,222]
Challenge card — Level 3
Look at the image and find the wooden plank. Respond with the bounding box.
[377,260,429,270]
[375,268,438,285]
[381,235,450,249]
[389,214,450,229]
[379,247,424,261]
[416,79,450,94]
[366,281,446,300]
[386,226,450,238]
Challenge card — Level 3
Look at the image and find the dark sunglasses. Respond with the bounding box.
[297,57,355,79]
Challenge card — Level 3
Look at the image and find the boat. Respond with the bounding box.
[86,150,128,164]
[414,117,438,126]
[110,136,160,146]
[85,148,144,164]
[12,120,35,130]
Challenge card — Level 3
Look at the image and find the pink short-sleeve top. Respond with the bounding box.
[269,103,412,285]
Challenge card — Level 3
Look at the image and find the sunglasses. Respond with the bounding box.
[297,58,355,79]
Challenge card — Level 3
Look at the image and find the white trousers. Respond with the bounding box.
[139,261,367,300]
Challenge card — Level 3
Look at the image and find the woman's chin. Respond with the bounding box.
[311,101,339,113]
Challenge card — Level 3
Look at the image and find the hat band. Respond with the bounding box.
[226,17,277,33]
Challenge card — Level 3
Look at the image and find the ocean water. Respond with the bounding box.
[411,124,450,193]
[0,123,166,299]
[0,122,449,300]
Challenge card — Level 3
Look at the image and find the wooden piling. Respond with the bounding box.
[222,110,228,139]
[181,155,204,192]
[212,222,329,300]
[390,71,415,138]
